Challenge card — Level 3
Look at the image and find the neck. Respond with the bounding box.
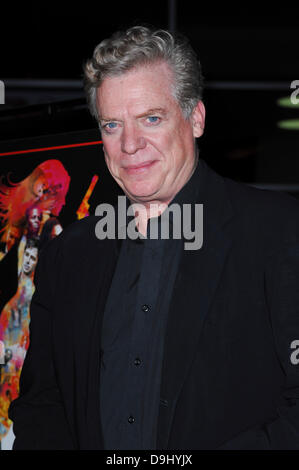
[130,200,169,237]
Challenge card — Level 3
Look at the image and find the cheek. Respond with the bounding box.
[103,141,121,173]
[152,129,179,162]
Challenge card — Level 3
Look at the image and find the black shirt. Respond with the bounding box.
[100,163,200,450]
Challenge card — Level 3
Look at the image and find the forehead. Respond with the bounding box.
[24,247,37,256]
[30,208,40,215]
[96,61,178,117]
[28,207,41,217]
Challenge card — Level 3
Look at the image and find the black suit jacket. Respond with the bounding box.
[9,160,299,449]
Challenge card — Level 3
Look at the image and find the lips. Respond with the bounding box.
[123,160,157,174]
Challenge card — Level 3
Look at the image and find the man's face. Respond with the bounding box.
[96,62,205,205]
[22,247,38,275]
[28,208,42,234]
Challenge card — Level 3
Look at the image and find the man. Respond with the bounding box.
[0,238,39,351]
[25,206,43,239]
[17,205,42,276]
[21,240,38,277]
[9,26,299,450]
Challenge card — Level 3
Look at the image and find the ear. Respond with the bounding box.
[191,100,206,138]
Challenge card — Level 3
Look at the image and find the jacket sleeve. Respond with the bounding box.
[8,240,75,450]
[218,240,299,450]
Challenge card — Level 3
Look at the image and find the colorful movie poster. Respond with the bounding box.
[0,129,119,449]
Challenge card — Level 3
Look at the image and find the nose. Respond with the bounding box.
[121,123,146,155]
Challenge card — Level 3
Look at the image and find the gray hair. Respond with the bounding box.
[83,25,204,120]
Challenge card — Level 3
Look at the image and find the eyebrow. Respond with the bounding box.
[136,108,167,119]
[99,108,167,123]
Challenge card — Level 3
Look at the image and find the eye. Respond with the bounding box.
[101,122,118,133]
[146,116,160,124]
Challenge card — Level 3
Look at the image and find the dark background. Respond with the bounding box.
[1,2,299,451]
[1,2,299,191]
[1,3,298,81]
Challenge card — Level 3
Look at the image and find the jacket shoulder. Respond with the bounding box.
[220,171,299,220]
[221,172,299,245]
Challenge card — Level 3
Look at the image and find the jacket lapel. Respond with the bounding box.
[157,162,235,448]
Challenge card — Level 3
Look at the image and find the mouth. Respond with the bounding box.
[123,160,157,175]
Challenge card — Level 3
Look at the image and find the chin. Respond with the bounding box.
[124,181,162,201]
[126,190,159,203]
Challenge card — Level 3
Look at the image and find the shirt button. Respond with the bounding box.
[128,415,135,424]
[141,304,150,312]
[134,357,141,366]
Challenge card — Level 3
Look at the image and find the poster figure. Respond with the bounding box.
[0,159,71,447]
[0,238,38,440]
[0,159,70,259]
[17,205,43,276]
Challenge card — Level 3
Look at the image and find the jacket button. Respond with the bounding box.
[128,415,135,424]
[134,357,141,366]
[141,304,150,312]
